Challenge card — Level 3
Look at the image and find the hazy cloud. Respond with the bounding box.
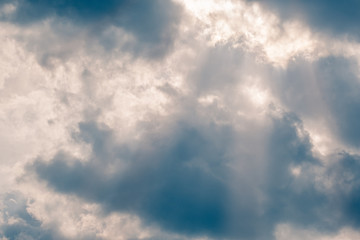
[248,0,360,40]
[2,0,360,239]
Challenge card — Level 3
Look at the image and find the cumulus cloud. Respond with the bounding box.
[30,111,360,239]
[1,0,360,240]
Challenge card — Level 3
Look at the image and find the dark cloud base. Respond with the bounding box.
[30,113,360,239]
[0,0,182,59]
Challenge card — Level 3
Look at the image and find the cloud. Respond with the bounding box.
[32,121,233,238]
[324,152,360,227]
[0,0,182,59]
[2,0,360,239]
[29,109,352,239]
[270,56,360,149]
[314,57,360,148]
[247,0,360,40]
[0,192,66,240]
[275,224,360,240]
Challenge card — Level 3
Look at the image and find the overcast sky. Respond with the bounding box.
[1,1,360,240]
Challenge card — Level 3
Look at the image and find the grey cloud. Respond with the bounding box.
[263,55,360,229]
[29,108,346,239]
[12,39,360,240]
[247,0,360,40]
[4,1,360,239]
[315,57,360,148]
[33,121,232,238]
[271,56,360,148]
[325,153,360,227]
[190,46,244,94]
[0,193,65,240]
[0,0,182,59]
[188,45,269,95]
[261,114,327,228]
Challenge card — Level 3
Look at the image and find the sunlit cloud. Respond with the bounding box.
[1,0,360,240]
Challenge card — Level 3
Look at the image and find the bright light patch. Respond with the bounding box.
[198,94,219,105]
[177,0,322,67]
[290,166,302,177]
[245,85,268,106]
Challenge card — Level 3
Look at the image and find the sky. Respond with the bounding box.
[1,0,360,240]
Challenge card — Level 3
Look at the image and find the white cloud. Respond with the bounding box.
[1,0,360,239]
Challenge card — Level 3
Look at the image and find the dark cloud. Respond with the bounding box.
[261,114,327,228]
[271,56,360,148]
[315,57,360,148]
[247,0,360,40]
[9,0,121,24]
[29,109,351,239]
[33,121,233,238]
[0,192,65,240]
[317,152,360,229]
[0,0,182,58]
